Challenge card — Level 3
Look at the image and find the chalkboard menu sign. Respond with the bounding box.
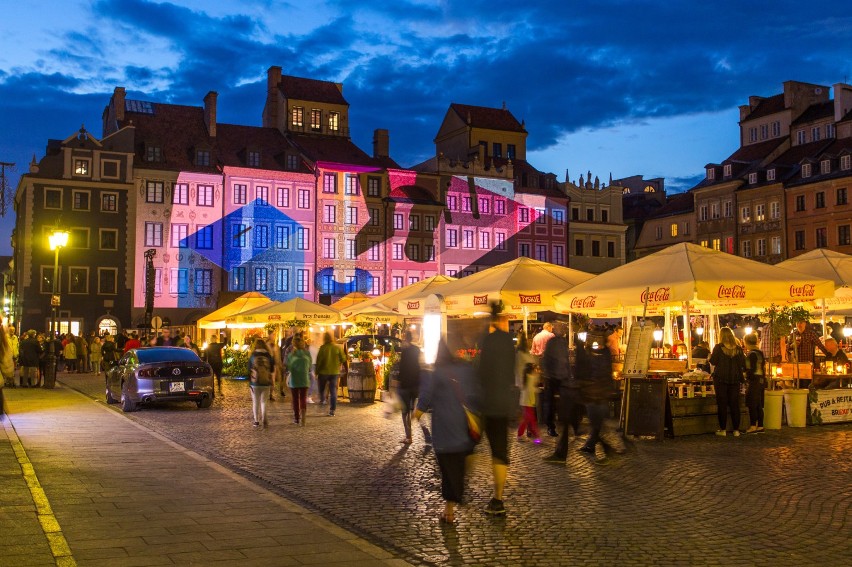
[624,378,667,439]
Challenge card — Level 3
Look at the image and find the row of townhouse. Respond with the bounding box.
[14,66,606,335]
[634,80,852,263]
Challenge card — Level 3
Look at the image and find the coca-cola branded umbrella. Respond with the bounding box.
[777,249,852,315]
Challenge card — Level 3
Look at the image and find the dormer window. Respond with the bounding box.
[842,155,851,171]
[820,160,831,174]
[74,158,90,176]
[706,168,715,180]
[328,112,339,132]
[196,149,210,166]
[723,164,732,178]
[802,163,812,178]
[146,146,162,162]
[286,154,299,170]
[247,150,261,167]
[748,173,757,184]
[766,168,776,181]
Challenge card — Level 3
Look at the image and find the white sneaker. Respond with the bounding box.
[733,430,741,437]
[715,430,727,437]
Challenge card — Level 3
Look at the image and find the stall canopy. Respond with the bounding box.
[329,292,372,311]
[341,275,457,318]
[398,257,594,317]
[230,297,342,327]
[777,249,852,314]
[555,243,835,313]
[342,309,403,325]
[197,292,272,329]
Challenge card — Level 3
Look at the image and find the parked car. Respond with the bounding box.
[337,334,402,357]
[105,347,214,412]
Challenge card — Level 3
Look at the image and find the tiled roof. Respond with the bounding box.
[216,123,310,172]
[791,101,834,126]
[647,191,694,219]
[742,94,785,121]
[623,196,663,220]
[120,101,217,173]
[769,139,834,166]
[288,133,394,168]
[450,103,526,132]
[818,138,852,157]
[726,138,785,163]
[279,75,348,105]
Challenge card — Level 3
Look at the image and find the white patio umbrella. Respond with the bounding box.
[230,297,342,327]
[777,249,852,320]
[341,275,457,318]
[197,292,272,329]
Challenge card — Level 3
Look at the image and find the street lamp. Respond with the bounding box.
[653,327,664,357]
[44,228,69,389]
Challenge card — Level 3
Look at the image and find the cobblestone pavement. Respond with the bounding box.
[57,372,850,566]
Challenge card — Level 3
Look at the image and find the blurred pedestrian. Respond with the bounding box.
[543,322,584,463]
[286,336,312,426]
[394,330,422,444]
[315,332,347,416]
[514,331,539,443]
[0,327,15,389]
[576,332,624,459]
[709,327,747,437]
[415,341,480,525]
[248,338,275,428]
[477,301,515,516]
[743,334,766,433]
[19,330,42,387]
[205,334,225,398]
[266,330,284,402]
[89,336,103,375]
[63,333,78,373]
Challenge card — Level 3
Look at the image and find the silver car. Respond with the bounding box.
[105,347,214,412]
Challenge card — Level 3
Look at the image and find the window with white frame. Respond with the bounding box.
[748,173,757,184]
[409,215,420,231]
[772,121,781,137]
[274,226,290,249]
[812,126,821,142]
[145,222,163,247]
[233,224,248,247]
[706,168,715,180]
[495,232,506,251]
[195,269,212,295]
[323,238,336,259]
[344,174,359,195]
[749,127,757,143]
[256,185,269,205]
[655,226,662,240]
[723,164,732,177]
[392,243,403,260]
[368,241,380,261]
[447,195,458,210]
[711,203,720,219]
[553,245,564,266]
[770,201,781,219]
[255,224,269,248]
[535,244,547,261]
[197,184,214,206]
[328,112,339,132]
[72,190,90,211]
[797,130,806,145]
[393,213,404,230]
[741,240,752,258]
[311,109,322,131]
[170,223,188,248]
[446,228,458,248]
[479,198,490,214]
[392,276,404,290]
[369,206,379,226]
[841,155,851,171]
[254,267,268,291]
[291,106,303,127]
[723,200,732,218]
[367,177,381,197]
[170,268,188,294]
[495,199,505,215]
[760,124,768,140]
[196,225,213,249]
[827,123,835,139]
[323,173,337,193]
[699,205,708,221]
[74,158,90,176]
[757,238,766,256]
[296,269,310,293]
[298,189,310,209]
[173,183,189,205]
[741,206,751,222]
[277,187,289,207]
[462,196,472,212]
[425,216,435,231]
[345,239,357,260]
[480,231,490,249]
[821,160,831,175]
[153,268,162,294]
[408,276,420,285]
[370,277,381,296]
[233,184,247,204]
[276,268,289,292]
[463,229,474,248]
[101,192,117,212]
[407,244,419,260]
[519,207,530,223]
[297,227,309,250]
[755,204,765,221]
[766,169,776,181]
[425,244,435,261]
[323,204,336,224]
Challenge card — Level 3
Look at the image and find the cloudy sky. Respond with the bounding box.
[1,0,850,256]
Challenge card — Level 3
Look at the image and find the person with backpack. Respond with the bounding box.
[248,338,275,428]
[743,333,766,433]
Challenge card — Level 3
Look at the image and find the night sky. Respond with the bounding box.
[2,0,850,255]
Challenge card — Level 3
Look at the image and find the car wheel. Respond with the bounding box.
[120,391,137,412]
[106,386,117,404]
[197,395,212,409]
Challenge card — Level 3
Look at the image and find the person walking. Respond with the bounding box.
[315,332,347,417]
[415,341,480,525]
[0,328,14,394]
[101,335,119,370]
[248,338,275,428]
[709,327,747,437]
[576,332,624,459]
[19,330,42,387]
[89,336,103,375]
[205,334,226,398]
[63,334,78,373]
[743,334,766,433]
[395,330,422,444]
[286,336,312,426]
[477,302,516,516]
[266,330,284,402]
[514,331,540,443]
[543,322,584,463]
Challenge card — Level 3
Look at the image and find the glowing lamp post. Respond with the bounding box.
[44,228,69,389]
[653,327,664,357]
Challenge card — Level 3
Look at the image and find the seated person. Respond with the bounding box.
[812,338,849,389]
[692,341,711,372]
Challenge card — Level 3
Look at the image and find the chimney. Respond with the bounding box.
[373,128,389,158]
[834,83,852,123]
[263,66,282,129]
[114,87,126,122]
[203,91,217,137]
[103,87,126,136]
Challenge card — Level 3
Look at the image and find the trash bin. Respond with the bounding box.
[783,389,809,427]
[764,390,784,429]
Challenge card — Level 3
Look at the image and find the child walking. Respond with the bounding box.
[517,362,541,443]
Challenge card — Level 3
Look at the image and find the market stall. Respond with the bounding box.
[196,292,272,344]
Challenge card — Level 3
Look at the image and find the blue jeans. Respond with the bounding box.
[318,374,339,411]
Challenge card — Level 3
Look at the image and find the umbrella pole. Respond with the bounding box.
[523,307,529,336]
[684,302,692,368]
[568,313,573,350]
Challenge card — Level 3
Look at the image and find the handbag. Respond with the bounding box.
[447,368,482,444]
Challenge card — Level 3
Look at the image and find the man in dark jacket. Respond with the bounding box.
[205,334,225,397]
[540,321,569,437]
[19,330,42,387]
[544,322,584,462]
[477,302,515,516]
[395,330,421,444]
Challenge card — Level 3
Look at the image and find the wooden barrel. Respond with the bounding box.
[347,362,377,403]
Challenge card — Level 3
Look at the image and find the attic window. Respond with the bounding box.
[247,150,261,167]
[842,155,851,171]
[286,154,299,170]
[821,160,831,174]
[706,168,715,180]
[196,149,210,166]
[802,163,812,178]
[723,164,732,177]
[74,158,90,176]
[767,169,776,181]
[748,173,757,184]
[146,146,161,162]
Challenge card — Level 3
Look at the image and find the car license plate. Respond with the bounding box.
[169,382,185,393]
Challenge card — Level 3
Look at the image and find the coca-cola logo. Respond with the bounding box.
[789,283,816,298]
[519,293,541,304]
[473,295,488,306]
[406,301,420,310]
[569,295,597,309]
[640,287,671,303]
[717,284,746,299]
